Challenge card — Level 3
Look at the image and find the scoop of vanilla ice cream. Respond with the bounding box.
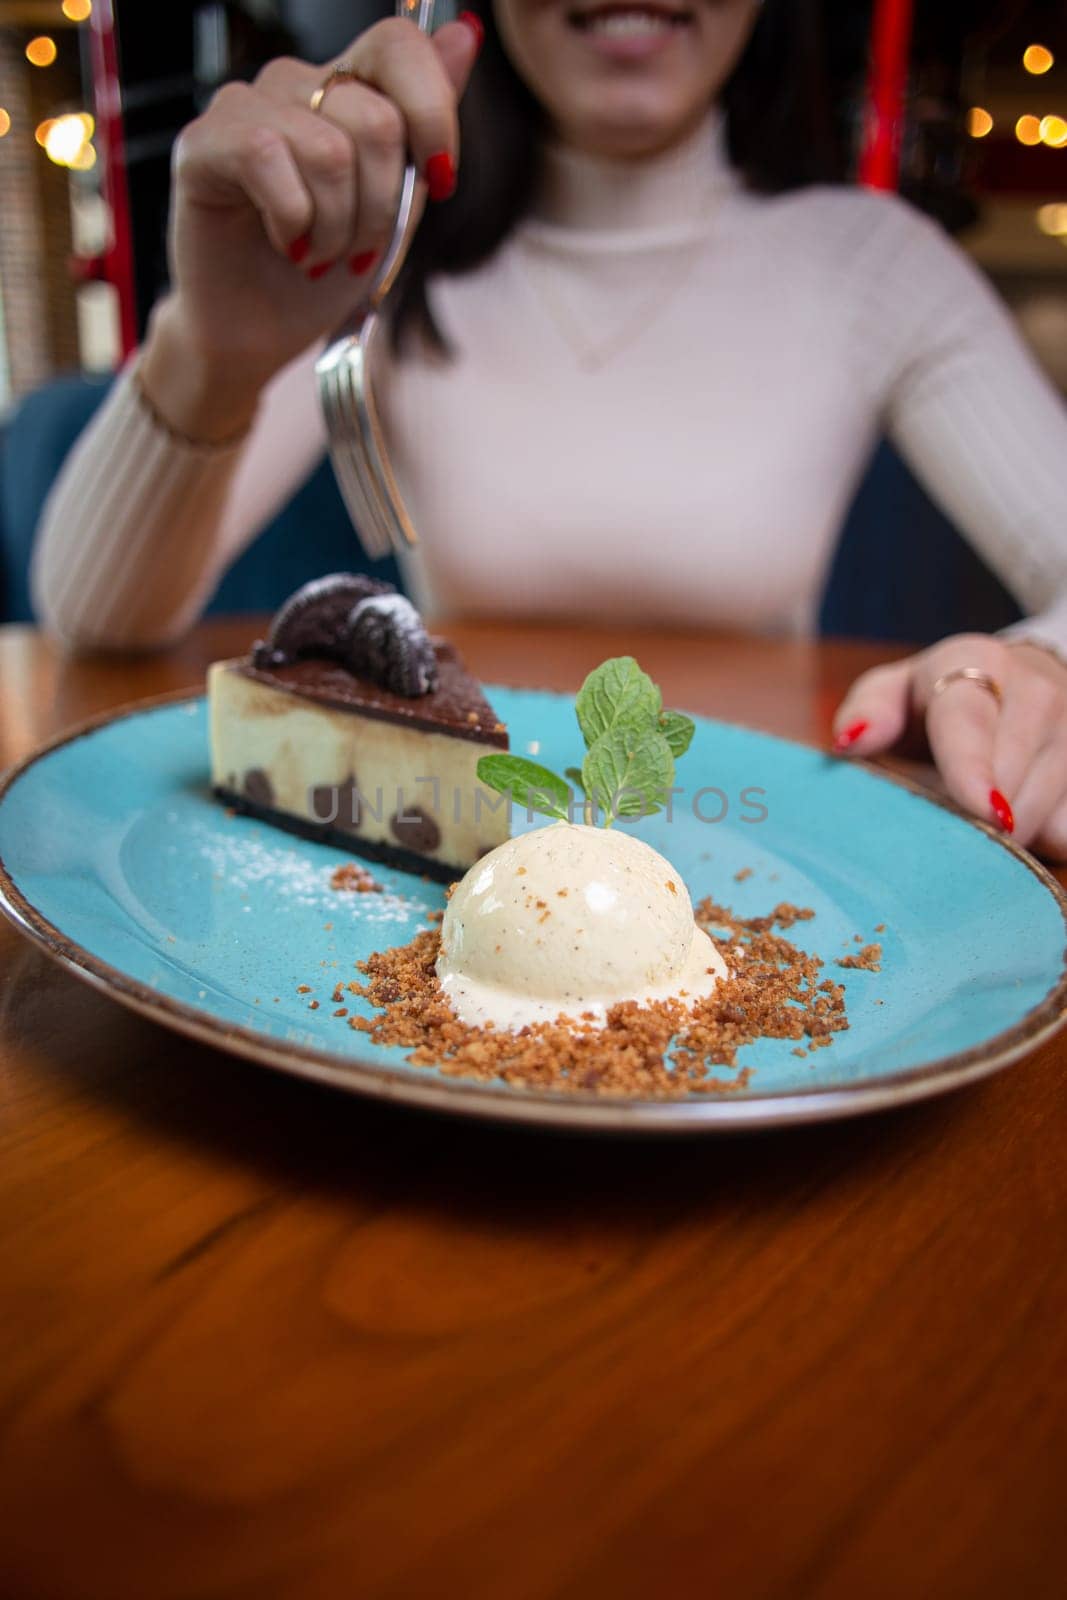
[436,821,727,1030]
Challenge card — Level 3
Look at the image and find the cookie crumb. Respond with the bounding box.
[337,893,850,1099]
[837,943,882,972]
[330,862,383,894]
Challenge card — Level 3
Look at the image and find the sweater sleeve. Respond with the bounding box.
[31,341,327,651]
[866,198,1067,658]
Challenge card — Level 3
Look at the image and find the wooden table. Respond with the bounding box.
[1,620,1064,1600]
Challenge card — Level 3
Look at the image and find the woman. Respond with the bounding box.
[32,1,1067,856]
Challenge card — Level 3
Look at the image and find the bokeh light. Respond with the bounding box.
[1023,45,1054,76]
[0,109,11,139]
[1036,204,1067,237]
[1039,115,1067,148]
[44,112,91,168]
[62,0,94,19]
[966,107,993,138]
[34,118,55,146]
[1015,115,1043,146]
[26,36,58,68]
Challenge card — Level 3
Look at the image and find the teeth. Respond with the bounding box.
[582,11,680,35]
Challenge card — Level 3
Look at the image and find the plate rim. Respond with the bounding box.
[1,688,1066,1134]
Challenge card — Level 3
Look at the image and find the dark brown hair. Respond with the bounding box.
[393,0,843,352]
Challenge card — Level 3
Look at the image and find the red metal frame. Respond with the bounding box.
[859,0,915,192]
[88,0,138,359]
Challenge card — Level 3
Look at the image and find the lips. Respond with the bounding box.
[569,4,694,31]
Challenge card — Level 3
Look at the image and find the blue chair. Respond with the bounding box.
[1,374,1021,641]
[818,440,1021,642]
[0,374,401,625]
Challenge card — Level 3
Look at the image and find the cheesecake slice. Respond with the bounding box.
[208,579,511,879]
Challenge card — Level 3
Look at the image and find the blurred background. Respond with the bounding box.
[2,0,1065,400]
[0,0,1065,635]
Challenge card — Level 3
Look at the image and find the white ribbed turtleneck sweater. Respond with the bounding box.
[31,113,1067,652]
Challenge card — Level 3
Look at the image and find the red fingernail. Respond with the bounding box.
[425,150,457,203]
[990,788,1015,834]
[307,260,335,281]
[349,249,378,276]
[832,719,869,754]
[288,232,311,265]
[458,9,485,52]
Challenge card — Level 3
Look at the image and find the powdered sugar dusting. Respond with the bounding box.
[193,819,422,926]
[350,593,421,632]
[348,594,438,696]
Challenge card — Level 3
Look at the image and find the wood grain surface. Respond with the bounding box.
[0,620,1063,1600]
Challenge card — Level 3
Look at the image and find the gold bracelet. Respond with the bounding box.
[131,361,254,452]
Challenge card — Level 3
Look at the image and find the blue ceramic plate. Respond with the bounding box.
[1,690,1064,1132]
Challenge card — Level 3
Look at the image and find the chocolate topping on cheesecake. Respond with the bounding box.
[239,642,507,746]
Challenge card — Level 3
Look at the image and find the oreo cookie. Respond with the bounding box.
[346,594,439,698]
[253,573,394,669]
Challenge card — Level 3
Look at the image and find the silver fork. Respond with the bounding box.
[316,0,436,560]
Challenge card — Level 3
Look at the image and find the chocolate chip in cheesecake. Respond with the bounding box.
[389,805,441,854]
[311,775,361,829]
[243,768,274,807]
[258,573,395,668]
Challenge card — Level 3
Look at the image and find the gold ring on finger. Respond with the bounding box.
[310,64,363,115]
[929,667,1003,708]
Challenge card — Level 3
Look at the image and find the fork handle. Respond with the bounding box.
[370,164,420,306]
[365,0,438,304]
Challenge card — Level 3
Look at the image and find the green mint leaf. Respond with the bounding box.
[476,754,572,822]
[575,657,662,751]
[582,726,675,823]
[564,767,586,795]
[660,710,695,760]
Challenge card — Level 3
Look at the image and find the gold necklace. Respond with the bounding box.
[519,227,711,374]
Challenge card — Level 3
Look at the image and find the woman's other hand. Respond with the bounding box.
[831,634,1067,861]
[139,13,482,441]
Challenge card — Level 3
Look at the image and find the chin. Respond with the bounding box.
[564,94,709,159]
